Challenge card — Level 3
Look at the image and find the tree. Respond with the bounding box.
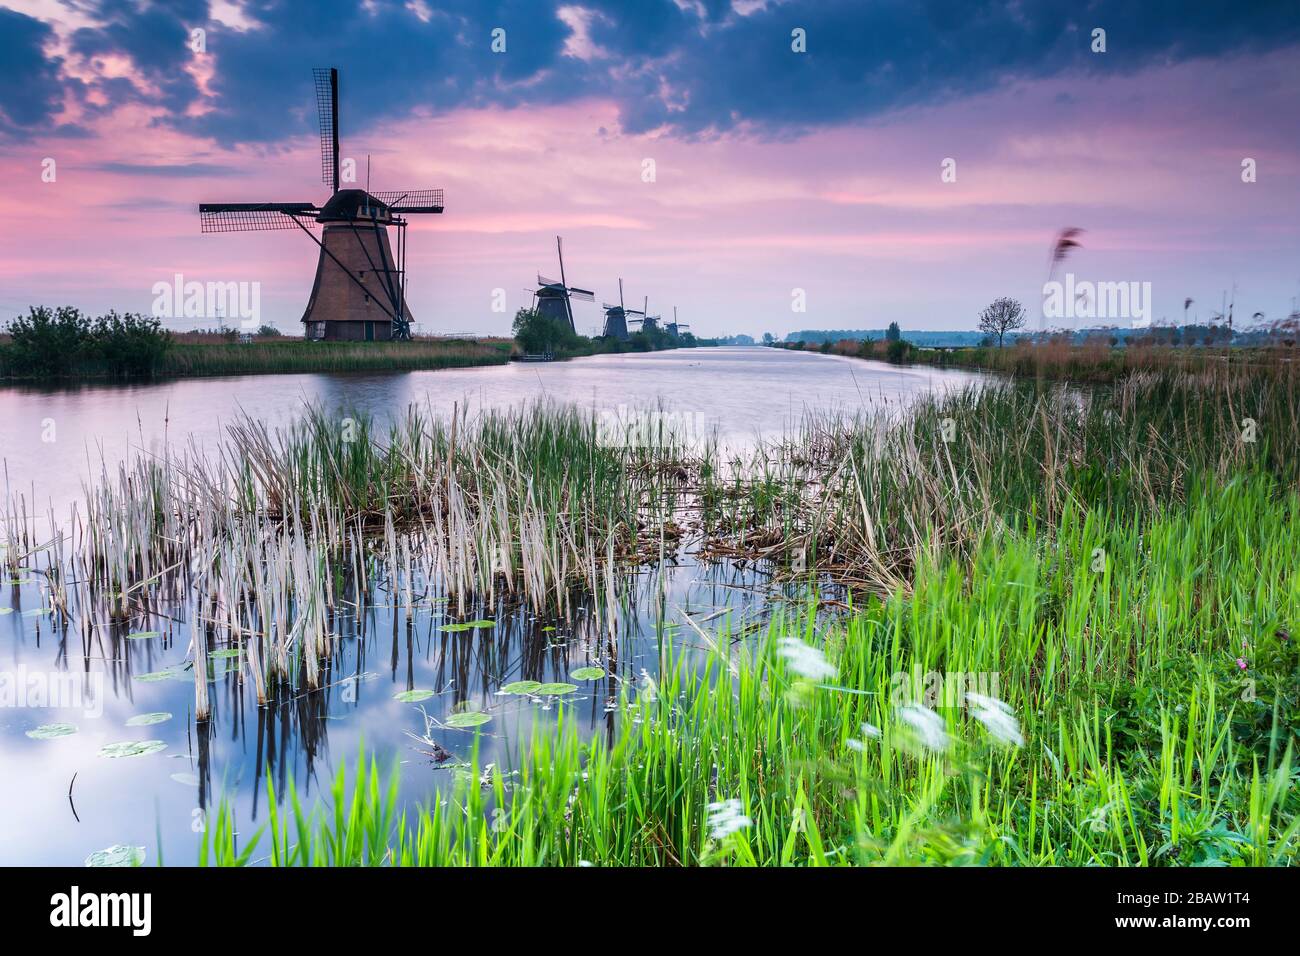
[885,321,901,342]
[978,297,1026,348]
[512,307,577,355]
[761,332,775,345]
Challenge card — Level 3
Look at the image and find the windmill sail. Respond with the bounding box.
[199,202,320,233]
[313,68,339,193]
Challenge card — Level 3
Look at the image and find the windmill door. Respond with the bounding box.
[365,321,375,341]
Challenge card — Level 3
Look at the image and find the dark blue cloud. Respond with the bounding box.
[8,0,1300,145]
[0,8,68,135]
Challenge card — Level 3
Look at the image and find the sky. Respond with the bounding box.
[1,0,1298,339]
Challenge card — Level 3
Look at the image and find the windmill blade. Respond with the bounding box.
[566,287,595,302]
[537,273,559,287]
[313,67,339,192]
[371,188,444,213]
[199,202,320,233]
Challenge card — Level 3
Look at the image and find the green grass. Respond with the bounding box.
[158,337,512,377]
[202,474,1299,866]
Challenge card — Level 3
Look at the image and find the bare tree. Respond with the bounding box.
[979,297,1026,348]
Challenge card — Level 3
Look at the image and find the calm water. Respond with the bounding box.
[0,348,987,865]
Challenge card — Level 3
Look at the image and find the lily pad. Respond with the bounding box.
[541,626,557,632]
[445,711,492,728]
[0,608,12,615]
[98,740,167,759]
[125,630,161,640]
[394,689,435,703]
[169,772,199,786]
[499,680,542,695]
[26,723,77,739]
[535,682,578,695]
[571,667,606,681]
[85,844,146,868]
[209,648,243,659]
[439,619,496,633]
[126,712,172,727]
[21,608,52,617]
[135,667,189,683]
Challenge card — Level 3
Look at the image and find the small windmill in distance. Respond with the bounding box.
[666,306,690,339]
[531,236,594,332]
[601,278,636,340]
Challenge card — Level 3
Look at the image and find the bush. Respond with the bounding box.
[1,306,172,379]
[86,311,173,378]
[2,306,90,377]
[512,307,580,355]
[885,338,912,364]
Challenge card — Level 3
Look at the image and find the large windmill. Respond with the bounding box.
[531,236,593,332]
[198,68,445,341]
[600,278,641,340]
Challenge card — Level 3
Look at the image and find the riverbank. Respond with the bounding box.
[0,335,514,381]
[180,360,1297,866]
[158,337,513,378]
[779,337,1294,385]
[7,354,1296,866]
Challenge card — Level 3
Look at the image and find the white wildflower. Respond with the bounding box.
[846,722,882,752]
[637,667,657,703]
[966,692,1025,747]
[777,637,837,681]
[895,703,951,753]
[706,798,753,839]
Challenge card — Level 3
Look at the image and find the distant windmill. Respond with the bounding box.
[629,295,660,333]
[665,306,690,339]
[198,68,445,341]
[601,278,638,340]
[531,236,594,332]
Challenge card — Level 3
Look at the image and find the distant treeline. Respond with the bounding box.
[786,329,989,346]
[784,324,1290,348]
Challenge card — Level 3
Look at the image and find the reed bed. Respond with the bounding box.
[157,338,511,377]
[11,360,1299,737]
[200,474,1299,865]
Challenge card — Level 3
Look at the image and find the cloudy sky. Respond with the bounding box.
[1,0,1298,338]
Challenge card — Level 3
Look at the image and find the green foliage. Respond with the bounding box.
[1,305,172,379]
[2,306,90,376]
[202,481,1300,865]
[87,311,173,377]
[512,307,579,355]
[885,321,901,342]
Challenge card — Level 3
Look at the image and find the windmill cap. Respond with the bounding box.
[318,188,391,223]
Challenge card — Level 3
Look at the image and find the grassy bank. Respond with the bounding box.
[157,337,512,377]
[183,360,1299,867]
[783,335,1295,385]
[0,305,522,381]
[204,475,1298,865]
